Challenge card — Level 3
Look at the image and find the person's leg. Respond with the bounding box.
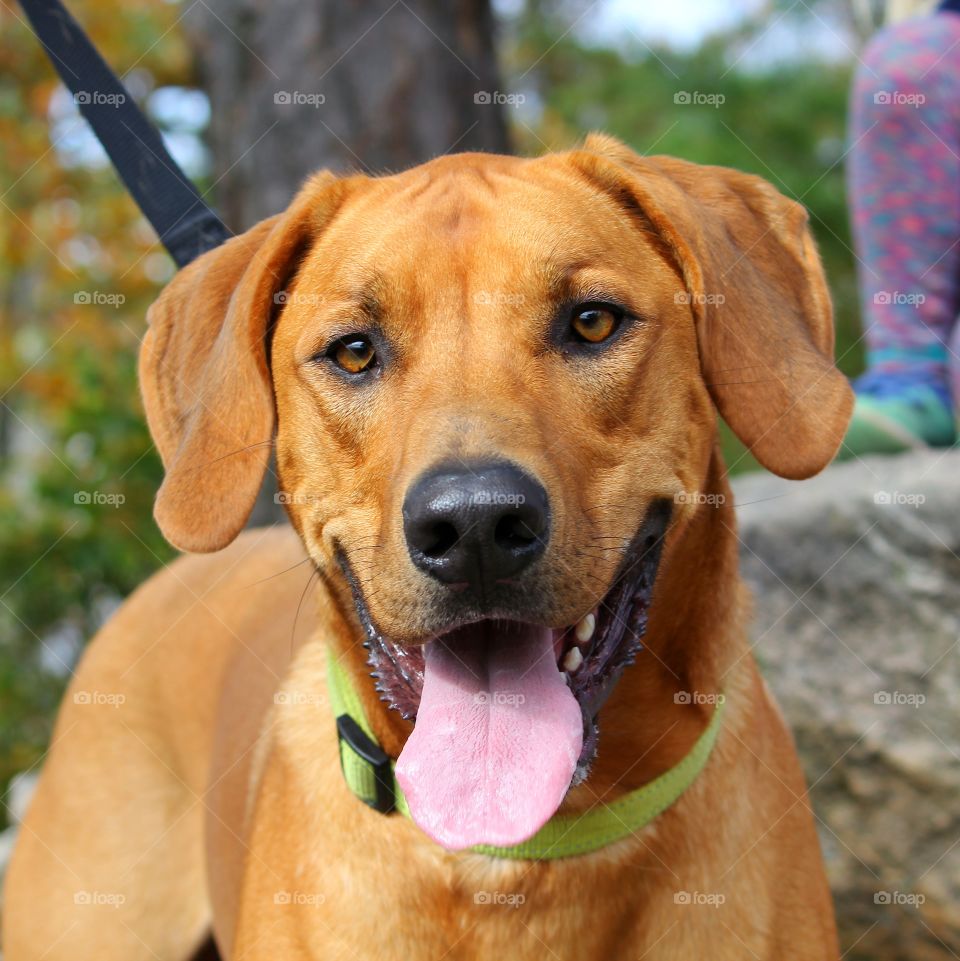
[844,13,960,454]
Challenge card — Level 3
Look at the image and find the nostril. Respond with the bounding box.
[419,520,459,559]
[494,513,538,551]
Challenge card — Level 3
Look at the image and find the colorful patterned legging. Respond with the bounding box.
[848,13,960,407]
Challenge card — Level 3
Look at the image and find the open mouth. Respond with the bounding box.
[339,500,671,849]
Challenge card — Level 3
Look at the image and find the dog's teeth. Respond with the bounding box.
[574,613,596,645]
[562,646,584,673]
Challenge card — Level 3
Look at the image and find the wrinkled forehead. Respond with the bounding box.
[292,154,675,308]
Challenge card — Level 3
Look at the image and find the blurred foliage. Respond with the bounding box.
[0,0,192,817]
[0,0,865,820]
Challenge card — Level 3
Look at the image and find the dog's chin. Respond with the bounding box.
[340,499,671,785]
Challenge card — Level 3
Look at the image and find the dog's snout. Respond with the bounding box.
[403,462,550,588]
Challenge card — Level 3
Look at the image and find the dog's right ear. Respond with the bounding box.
[140,171,347,553]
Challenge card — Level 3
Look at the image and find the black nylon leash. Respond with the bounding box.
[19,0,231,268]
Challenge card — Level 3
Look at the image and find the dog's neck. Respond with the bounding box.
[325,445,746,805]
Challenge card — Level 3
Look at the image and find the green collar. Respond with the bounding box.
[326,649,725,860]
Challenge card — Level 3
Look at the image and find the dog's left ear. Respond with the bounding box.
[140,171,347,553]
[573,134,853,479]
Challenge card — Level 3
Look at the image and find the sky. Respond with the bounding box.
[586,0,766,49]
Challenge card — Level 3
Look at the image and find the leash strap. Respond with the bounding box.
[19,0,231,267]
[325,648,725,860]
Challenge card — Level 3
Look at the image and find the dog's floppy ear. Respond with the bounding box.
[140,171,346,553]
[573,134,853,479]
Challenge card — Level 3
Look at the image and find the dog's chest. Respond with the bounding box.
[288,851,760,961]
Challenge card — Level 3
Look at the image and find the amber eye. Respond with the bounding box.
[327,335,377,374]
[570,304,622,344]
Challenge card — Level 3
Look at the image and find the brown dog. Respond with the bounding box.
[3,134,852,960]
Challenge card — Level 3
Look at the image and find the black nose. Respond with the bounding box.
[403,462,550,588]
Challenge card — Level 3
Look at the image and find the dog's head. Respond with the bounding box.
[141,134,852,849]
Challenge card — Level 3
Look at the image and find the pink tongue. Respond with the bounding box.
[395,623,583,850]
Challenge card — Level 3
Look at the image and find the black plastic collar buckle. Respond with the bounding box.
[335,713,396,814]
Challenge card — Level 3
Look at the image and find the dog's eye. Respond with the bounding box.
[327,335,377,375]
[570,304,622,344]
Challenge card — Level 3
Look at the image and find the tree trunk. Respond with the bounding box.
[187,0,510,230]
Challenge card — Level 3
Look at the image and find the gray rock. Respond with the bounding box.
[734,451,960,960]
